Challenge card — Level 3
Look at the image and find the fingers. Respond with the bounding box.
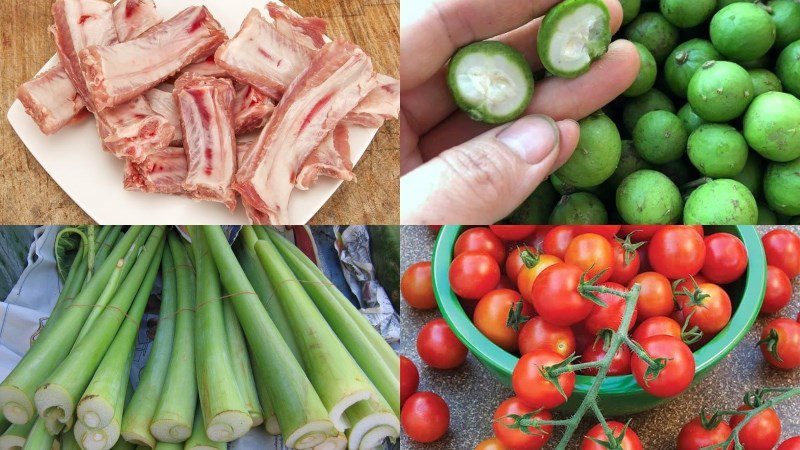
[417,39,641,159]
[400,115,580,224]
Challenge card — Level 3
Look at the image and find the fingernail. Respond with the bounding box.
[497,115,560,165]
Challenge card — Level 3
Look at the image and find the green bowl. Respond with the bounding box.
[431,225,766,416]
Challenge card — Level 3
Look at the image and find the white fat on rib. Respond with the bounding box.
[547,4,604,73]
[453,52,528,117]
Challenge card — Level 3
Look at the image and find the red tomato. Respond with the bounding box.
[678,282,732,335]
[400,356,419,407]
[531,263,595,326]
[762,229,800,278]
[580,341,631,376]
[492,397,552,450]
[649,226,706,279]
[608,239,642,285]
[455,227,506,264]
[628,272,674,320]
[526,226,555,251]
[564,233,615,282]
[619,225,663,242]
[490,225,537,241]
[512,350,575,409]
[584,282,636,335]
[778,437,800,450]
[762,266,793,314]
[632,316,682,343]
[580,422,642,450]
[449,251,501,300]
[401,262,436,310]
[518,317,576,358]
[631,335,695,397]
[401,392,449,443]
[638,242,652,272]
[701,233,748,284]
[759,318,800,370]
[572,323,594,354]
[673,275,708,307]
[517,254,562,303]
[474,289,532,352]
[677,416,733,450]
[729,406,781,450]
[574,225,622,240]
[475,437,509,450]
[495,276,516,290]
[542,226,576,259]
[416,318,468,369]
[505,246,533,281]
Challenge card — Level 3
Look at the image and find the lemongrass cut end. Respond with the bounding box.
[329,391,372,432]
[76,396,115,430]
[149,420,192,443]
[205,411,253,442]
[347,414,400,450]
[0,387,34,424]
[0,435,26,450]
[264,415,280,436]
[249,411,264,428]
[284,420,336,449]
[34,384,73,430]
[314,434,347,450]
[118,430,154,449]
[74,419,120,450]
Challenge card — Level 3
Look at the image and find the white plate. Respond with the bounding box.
[6,0,378,225]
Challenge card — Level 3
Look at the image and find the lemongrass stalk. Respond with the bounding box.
[253,238,380,431]
[33,227,164,433]
[263,227,398,376]
[91,227,122,275]
[120,251,178,448]
[222,300,263,426]
[153,442,181,450]
[0,226,148,426]
[21,418,54,450]
[59,429,79,450]
[109,438,135,450]
[269,234,400,416]
[202,226,335,449]
[0,420,34,450]
[314,434,347,450]
[185,409,224,450]
[247,349,280,435]
[343,400,399,450]
[75,259,124,344]
[150,233,196,443]
[187,227,252,442]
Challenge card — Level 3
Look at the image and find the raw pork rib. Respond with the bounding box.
[123,146,187,195]
[266,3,326,51]
[96,94,176,162]
[343,74,400,127]
[16,65,86,135]
[176,56,229,79]
[295,125,354,189]
[234,41,376,224]
[112,0,161,41]
[79,6,226,111]
[174,73,238,211]
[233,84,275,133]
[144,87,182,144]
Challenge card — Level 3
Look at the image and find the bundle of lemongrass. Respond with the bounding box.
[0,225,399,450]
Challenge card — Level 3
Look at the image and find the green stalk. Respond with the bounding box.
[344,400,400,450]
[21,418,54,450]
[153,443,181,450]
[184,409,224,450]
[222,300,263,426]
[187,227,252,442]
[109,438,135,450]
[150,233,197,443]
[0,227,148,426]
[253,238,383,431]
[75,259,125,344]
[247,347,280,435]
[0,420,34,450]
[120,250,178,447]
[269,232,400,416]
[59,429,79,450]
[74,241,163,450]
[202,226,335,449]
[262,227,398,376]
[33,227,164,434]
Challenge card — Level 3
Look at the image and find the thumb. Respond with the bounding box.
[401,115,579,224]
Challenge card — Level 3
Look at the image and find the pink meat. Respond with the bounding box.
[176,55,229,79]
[266,3,326,51]
[214,8,322,101]
[233,84,275,133]
[79,6,226,111]
[112,0,161,41]
[233,40,376,224]
[342,73,400,127]
[96,94,176,162]
[16,65,87,135]
[236,133,258,167]
[123,146,188,195]
[295,125,355,189]
[144,87,182,144]
[174,73,238,211]
[51,0,118,112]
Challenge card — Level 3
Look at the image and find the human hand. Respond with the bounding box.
[400,0,641,224]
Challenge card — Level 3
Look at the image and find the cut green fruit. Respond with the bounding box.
[776,41,800,97]
[632,110,688,164]
[764,157,800,216]
[549,192,609,224]
[555,112,622,188]
[687,61,754,122]
[683,179,758,224]
[616,170,682,224]
[537,0,611,78]
[687,124,748,177]
[660,0,716,28]
[677,103,707,133]
[624,12,679,63]
[749,69,783,97]
[664,39,721,98]
[622,88,675,133]
[769,0,800,49]
[623,43,657,97]
[710,3,776,61]
[743,91,800,162]
[447,41,533,124]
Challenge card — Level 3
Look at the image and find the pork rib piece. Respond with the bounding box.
[266,3,326,51]
[214,6,325,101]
[123,146,188,195]
[174,73,238,211]
[16,65,87,135]
[233,84,275,133]
[144,87,182,144]
[342,74,400,127]
[112,0,161,41]
[295,125,355,189]
[234,40,376,224]
[96,94,176,162]
[79,6,226,111]
[176,55,229,79]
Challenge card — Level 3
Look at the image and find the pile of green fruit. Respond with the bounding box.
[507,0,800,225]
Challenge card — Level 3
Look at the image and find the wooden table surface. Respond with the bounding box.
[0,0,399,225]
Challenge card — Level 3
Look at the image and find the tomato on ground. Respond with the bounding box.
[729,406,781,450]
[759,318,800,370]
[531,263,595,326]
[401,392,450,443]
[677,416,732,450]
[678,282,732,335]
[401,261,436,310]
[564,233,615,282]
[490,225,537,241]
[475,437,509,450]
[474,289,532,352]
[416,318,468,369]
[580,421,642,450]
[608,238,642,285]
[628,272,674,320]
[492,397,552,450]
[449,251,501,300]
[512,350,575,409]
[455,227,506,263]
[400,355,419,407]
[580,341,632,376]
[701,233,748,284]
[632,316,683,343]
[762,265,793,314]
[518,317,576,358]
[649,226,706,279]
[778,437,800,450]
[762,229,800,278]
[574,225,622,240]
[542,226,577,259]
[517,253,562,302]
[631,335,695,397]
[584,282,636,335]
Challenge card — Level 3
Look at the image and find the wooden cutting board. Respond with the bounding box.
[0,0,399,225]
